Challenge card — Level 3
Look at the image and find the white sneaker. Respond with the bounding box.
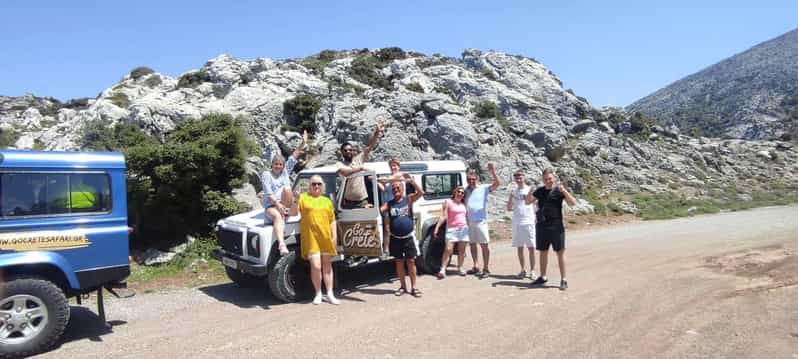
[312,293,323,305]
[325,293,340,305]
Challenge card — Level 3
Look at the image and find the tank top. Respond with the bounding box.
[446,199,467,229]
[388,196,414,237]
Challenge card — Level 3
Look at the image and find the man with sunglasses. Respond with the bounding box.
[336,120,384,209]
[380,173,424,297]
[464,163,500,277]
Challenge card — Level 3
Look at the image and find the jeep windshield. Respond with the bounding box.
[292,173,339,201]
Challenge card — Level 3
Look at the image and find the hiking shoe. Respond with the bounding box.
[559,280,568,291]
[517,270,527,279]
[528,271,537,279]
[531,276,548,286]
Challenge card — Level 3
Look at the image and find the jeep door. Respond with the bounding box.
[335,171,384,257]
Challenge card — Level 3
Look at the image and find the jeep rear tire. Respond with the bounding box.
[417,229,445,274]
[224,267,263,288]
[0,277,70,358]
[268,251,313,303]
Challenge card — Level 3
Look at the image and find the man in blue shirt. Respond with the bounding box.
[464,162,500,277]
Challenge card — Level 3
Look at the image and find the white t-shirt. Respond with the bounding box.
[511,185,536,226]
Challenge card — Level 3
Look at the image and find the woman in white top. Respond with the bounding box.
[506,169,536,279]
[259,130,307,255]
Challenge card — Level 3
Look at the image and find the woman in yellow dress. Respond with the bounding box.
[289,175,340,305]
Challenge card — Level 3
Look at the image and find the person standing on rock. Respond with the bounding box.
[336,120,384,209]
[434,186,470,278]
[465,163,501,278]
[526,168,576,290]
[506,169,536,279]
[289,175,339,305]
[380,173,424,297]
[259,130,307,256]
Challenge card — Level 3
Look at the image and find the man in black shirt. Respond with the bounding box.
[525,168,576,290]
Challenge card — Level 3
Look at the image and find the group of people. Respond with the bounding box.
[259,121,577,305]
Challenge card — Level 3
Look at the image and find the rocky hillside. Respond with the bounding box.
[2,48,796,216]
[628,28,798,141]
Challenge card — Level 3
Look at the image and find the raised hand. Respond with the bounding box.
[302,129,309,144]
[487,162,495,172]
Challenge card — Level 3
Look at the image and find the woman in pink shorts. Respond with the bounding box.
[433,186,469,278]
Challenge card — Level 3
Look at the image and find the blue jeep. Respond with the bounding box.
[0,150,130,357]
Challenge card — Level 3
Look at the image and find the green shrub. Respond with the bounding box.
[145,75,163,88]
[81,114,253,247]
[374,47,407,62]
[327,77,365,96]
[473,100,501,119]
[348,53,393,90]
[108,93,131,108]
[177,70,211,89]
[630,112,655,135]
[0,128,19,148]
[283,95,321,134]
[434,86,457,101]
[405,82,424,93]
[130,66,155,79]
[300,49,341,75]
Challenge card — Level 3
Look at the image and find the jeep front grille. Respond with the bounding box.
[217,228,243,256]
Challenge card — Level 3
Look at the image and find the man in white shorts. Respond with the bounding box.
[506,169,536,279]
[464,163,500,278]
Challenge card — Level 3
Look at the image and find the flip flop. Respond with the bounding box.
[411,288,422,298]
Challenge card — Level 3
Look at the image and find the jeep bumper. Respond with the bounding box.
[211,248,268,276]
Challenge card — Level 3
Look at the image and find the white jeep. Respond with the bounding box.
[212,160,467,302]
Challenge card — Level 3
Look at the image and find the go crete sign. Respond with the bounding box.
[338,220,381,257]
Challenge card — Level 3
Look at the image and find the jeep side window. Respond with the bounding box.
[422,173,462,200]
[0,173,112,218]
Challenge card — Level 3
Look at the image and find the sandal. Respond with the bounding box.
[394,287,406,296]
[411,288,422,298]
[480,270,492,278]
[435,271,445,279]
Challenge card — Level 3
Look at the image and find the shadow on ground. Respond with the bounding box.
[198,262,403,306]
[55,306,127,346]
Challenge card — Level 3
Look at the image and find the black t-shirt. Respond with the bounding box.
[533,186,564,227]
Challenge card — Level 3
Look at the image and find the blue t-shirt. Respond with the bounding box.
[465,184,491,223]
[387,196,414,237]
[261,156,297,208]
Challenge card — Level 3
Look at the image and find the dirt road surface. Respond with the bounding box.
[39,206,798,358]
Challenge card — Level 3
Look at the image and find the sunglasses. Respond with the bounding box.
[310,182,323,187]
[391,187,402,192]
[456,191,465,194]
[343,149,356,153]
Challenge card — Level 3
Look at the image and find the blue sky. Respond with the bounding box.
[1,0,796,106]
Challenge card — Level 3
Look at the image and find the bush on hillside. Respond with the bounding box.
[0,127,19,148]
[283,95,321,135]
[130,66,155,79]
[177,70,211,89]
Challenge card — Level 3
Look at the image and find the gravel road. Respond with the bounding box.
[38,206,798,358]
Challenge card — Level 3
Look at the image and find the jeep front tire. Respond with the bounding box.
[0,276,70,358]
[268,251,312,303]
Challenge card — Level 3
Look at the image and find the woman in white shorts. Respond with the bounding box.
[434,186,469,278]
[507,170,536,279]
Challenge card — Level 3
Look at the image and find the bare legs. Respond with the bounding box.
[266,207,287,254]
[309,254,337,304]
[439,242,468,276]
[538,249,564,279]
[480,243,490,273]
[267,188,294,255]
[395,259,407,289]
[516,247,536,273]
[469,243,479,271]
